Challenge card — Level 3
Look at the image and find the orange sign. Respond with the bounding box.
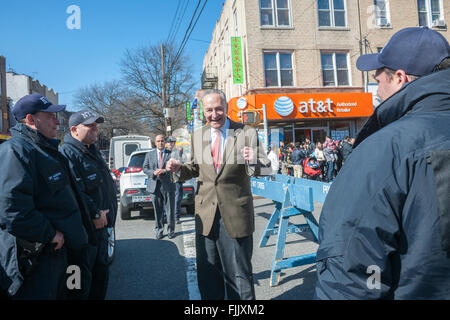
[228,93,374,122]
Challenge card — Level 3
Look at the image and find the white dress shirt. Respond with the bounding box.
[210,118,230,169]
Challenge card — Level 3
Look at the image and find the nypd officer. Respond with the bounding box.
[0,94,90,299]
[166,136,183,223]
[60,110,117,300]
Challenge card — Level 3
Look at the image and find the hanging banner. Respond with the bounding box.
[186,101,193,121]
[199,100,204,120]
[231,37,244,84]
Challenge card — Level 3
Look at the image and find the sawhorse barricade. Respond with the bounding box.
[251,176,319,286]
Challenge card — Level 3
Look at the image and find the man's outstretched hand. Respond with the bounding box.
[166,159,182,172]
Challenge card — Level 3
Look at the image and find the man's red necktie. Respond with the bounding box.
[212,130,221,171]
[158,150,163,169]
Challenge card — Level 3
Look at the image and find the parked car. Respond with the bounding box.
[119,149,196,220]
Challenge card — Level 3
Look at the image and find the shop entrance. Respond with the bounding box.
[294,127,327,144]
[311,128,327,144]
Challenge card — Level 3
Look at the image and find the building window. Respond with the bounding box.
[260,0,291,27]
[321,52,350,86]
[374,0,390,27]
[318,0,347,27]
[264,51,294,87]
[418,0,445,27]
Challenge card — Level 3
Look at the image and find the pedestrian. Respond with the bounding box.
[60,110,118,300]
[290,142,303,178]
[341,136,353,164]
[166,136,183,224]
[305,137,315,155]
[0,94,89,299]
[285,145,294,176]
[323,137,336,182]
[166,89,271,300]
[267,144,280,176]
[315,27,450,299]
[314,142,326,181]
[143,134,176,239]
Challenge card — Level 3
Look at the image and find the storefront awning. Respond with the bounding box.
[228,92,374,122]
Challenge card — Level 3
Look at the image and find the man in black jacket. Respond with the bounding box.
[315,27,450,299]
[60,110,117,300]
[0,94,90,299]
[341,136,353,164]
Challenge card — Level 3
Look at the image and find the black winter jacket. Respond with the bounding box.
[315,68,450,299]
[0,124,89,295]
[60,134,117,228]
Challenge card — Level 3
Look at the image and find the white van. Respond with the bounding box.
[109,135,152,171]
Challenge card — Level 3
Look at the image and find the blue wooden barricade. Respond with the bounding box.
[251,177,320,286]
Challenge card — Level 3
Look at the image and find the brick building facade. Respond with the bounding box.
[202,0,450,143]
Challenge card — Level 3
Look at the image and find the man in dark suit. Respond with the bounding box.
[166,136,183,224]
[167,89,271,300]
[143,134,175,239]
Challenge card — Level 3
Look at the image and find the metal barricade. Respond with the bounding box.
[251,177,319,286]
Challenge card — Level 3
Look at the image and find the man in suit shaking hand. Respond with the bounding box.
[166,89,271,300]
[143,134,176,239]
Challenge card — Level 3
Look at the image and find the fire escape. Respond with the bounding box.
[201,66,218,89]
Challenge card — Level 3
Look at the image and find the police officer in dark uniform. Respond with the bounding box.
[60,110,117,300]
[166,136,183,223]
[0,94,91,299]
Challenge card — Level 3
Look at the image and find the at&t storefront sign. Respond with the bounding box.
[228,93,374,121]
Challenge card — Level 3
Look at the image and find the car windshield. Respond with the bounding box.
[128,153,146,168]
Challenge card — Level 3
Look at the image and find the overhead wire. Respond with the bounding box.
[172,0,208,68]
[166,0,183,44]
[169,0,192,45]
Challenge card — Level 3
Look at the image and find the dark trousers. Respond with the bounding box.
[152,181,175,237]
[195,210,255,300]
[174,182,183,220]
[13,245,68,300]
[66,245,92,300]
[327,161,335,181]
[88,228,109,300]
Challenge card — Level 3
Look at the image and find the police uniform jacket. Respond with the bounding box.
[315,68,450,299]
[0,124,89,295]
[60,133,118,228]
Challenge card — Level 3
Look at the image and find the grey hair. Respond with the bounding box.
[201,89,227,108]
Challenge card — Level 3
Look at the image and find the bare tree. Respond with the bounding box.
[74,81,154,143]
[120,41,195,133]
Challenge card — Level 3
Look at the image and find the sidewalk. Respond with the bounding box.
[252,197,323,300]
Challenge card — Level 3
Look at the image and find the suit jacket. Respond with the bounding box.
[143,148,175,193]
[177,119,271,238]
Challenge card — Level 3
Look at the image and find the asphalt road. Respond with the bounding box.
[106,198,323,300]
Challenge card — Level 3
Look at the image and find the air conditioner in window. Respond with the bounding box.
[432,19,446,28]
[376,17,390,27]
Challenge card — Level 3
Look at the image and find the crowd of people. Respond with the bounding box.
[269,136,354,182]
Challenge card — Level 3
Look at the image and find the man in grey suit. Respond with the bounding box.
[143,134,176,239]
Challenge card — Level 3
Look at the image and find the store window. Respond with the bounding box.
[321,52,350,86]
[264,51,294,87]
[330,121,351,141]
[260,0,291,27]
[318,0,347,27]
[374,0,390,27]
[418,0,445,28]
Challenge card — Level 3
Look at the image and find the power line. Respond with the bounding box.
[166,0,183,43]
[169,0,192,45]
[173,0,208,67]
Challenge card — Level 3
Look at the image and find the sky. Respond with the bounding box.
[0,0,224,110]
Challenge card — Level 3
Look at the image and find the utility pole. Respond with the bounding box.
[161,44,171,136]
